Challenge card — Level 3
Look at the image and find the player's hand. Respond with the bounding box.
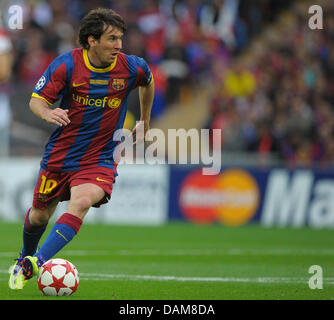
[130,120,149,145]
[43,108,71,127]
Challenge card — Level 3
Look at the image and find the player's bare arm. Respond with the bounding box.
[131,81,155,143]
[29,97,71,127]
[139,80,155,129]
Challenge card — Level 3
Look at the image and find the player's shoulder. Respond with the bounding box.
[47,51,71,70]
[70,47,84,61]
[120,53,148,71]
[53,48,80,64]
[47,48,80,74]
[122,53,147,64]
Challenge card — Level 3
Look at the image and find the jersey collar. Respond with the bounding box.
[83,49,117,73]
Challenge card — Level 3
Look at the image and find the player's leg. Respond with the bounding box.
[9,168,65,289]
[9,199,60,290]
[18,167,115,286]
[22,198,60,257]
[32,183,105,262]
[22,167,64,259]
[67,183,106,219]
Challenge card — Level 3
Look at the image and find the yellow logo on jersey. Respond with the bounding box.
[108,98,121,109]
[90,79,109,85]
[73,82,87,87]
[72,94,122,109]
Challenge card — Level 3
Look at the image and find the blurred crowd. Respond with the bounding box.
[0,0,333,167]
[3,0,290,115]
[209,0,334,168]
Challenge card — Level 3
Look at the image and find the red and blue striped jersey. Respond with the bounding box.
[32,48,153,172]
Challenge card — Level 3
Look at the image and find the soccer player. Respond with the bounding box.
[9,8,154,289]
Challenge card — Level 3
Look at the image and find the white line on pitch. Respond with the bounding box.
[116,248,334,256]
[0,269,333,284]
[78,273,334,284]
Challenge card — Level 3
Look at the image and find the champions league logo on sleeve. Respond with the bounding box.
[35,76,46,91]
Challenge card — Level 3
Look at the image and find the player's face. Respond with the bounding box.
[89,25,123,66]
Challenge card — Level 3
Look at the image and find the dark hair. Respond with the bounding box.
[78,8,127,49]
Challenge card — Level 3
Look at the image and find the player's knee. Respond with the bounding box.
[70,195,93,214]
[30,207,50,225]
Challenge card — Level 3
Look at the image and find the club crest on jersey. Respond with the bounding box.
[112,78,125,91]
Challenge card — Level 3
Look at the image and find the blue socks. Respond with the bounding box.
[33,213,82,262]
[22,208,48,257]
[22,210,83,262]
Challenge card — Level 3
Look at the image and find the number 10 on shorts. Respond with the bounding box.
[39,175,58,194]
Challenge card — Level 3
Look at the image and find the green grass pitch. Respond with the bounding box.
[0,221,333,300]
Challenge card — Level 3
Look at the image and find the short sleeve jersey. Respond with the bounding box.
[33,48,153,172]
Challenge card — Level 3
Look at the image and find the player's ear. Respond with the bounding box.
[87,35,97,48]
